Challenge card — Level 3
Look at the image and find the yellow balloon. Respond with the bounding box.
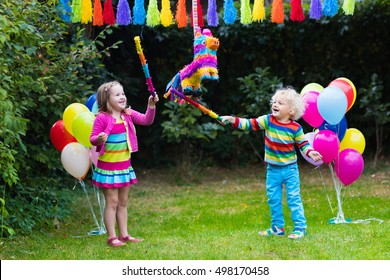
[300,83,324,96]
[63,103,89,136]
[72,111,95,148]
[340,128,366,154]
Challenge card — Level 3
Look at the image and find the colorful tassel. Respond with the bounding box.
[93,0,104,26]
[240,0,252,25]
[223,0,237,25]
[81,0,93,24]
[207,0,218,26]
[309,0,322,20]
[146,0,161,27]
[71,0,82,23]
[103,0,116,25]
[191,0,204,28]
[342,0,355,15]
[57,0,72,22]
[290,0,305,22]
[175,0,188,28]
[116,0,132,25]
[161,0,173,27]
[271,0,285,24]
[252,0,266,22]
[323,0,339,17]
[133,0,146,25]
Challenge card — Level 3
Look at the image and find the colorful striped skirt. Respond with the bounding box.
[92,166,137,188]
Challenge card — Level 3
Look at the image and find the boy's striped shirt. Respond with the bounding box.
[233,114,312,166]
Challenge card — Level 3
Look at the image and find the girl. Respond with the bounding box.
[90,81,159,247]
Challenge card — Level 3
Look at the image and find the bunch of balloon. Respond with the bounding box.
[49,95,106,235]
[300,78,366,224]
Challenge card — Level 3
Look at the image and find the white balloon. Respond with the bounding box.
[61,142,90,179]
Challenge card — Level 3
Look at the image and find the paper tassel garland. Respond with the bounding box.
[133,0,146,25]
[71,0,82,23]
[223,0,237,24]
[176,0,188,28]
[252,0,266,22]
[240,0,252,25]
[290,0,305,22]
[116,0,132,25]
[81,0,92,24]
[57,0,72,22]
[309,0,322,20]
[103,0,116,25]
[323,0,339,17]
[271,0,285,24]
[161,0,173,27]
[342,0,355,15]
[146,0,161,27]
[93,0,104,26]
[191,0,204,28]
[207,0,218,26]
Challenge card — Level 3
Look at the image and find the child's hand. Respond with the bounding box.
[148,94,159,108]
[97,132,108,145]
[308,150,322,162]
[220,116,235,126]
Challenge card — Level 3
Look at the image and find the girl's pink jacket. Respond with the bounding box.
[89,107,156,155]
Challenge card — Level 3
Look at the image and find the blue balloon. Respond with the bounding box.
[86,93,97,112]
[319,116,348,142]
[317,86,348,125]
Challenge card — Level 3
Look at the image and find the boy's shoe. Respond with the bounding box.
[258,225,285,236]
[288,229,307,239]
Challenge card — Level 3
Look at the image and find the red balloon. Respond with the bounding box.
[50,120,77,152]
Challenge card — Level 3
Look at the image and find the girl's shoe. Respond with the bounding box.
[119,235,144,243]
[258,225,285,236]
[107,236,126,247]
[288,230,307,239]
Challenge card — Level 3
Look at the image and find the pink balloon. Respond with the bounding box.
[334,148,364,186]
[302,91,324,128]
[90,146,99,166]
[300,132,323,166]
[313,130,340,163]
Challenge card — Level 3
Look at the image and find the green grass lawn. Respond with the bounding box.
[1,164,389,260]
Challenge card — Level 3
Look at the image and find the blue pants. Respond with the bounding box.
[265,163,307,230]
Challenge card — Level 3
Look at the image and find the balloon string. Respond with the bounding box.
[316,165,334,214]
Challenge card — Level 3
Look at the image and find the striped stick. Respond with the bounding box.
[134,36,156,97]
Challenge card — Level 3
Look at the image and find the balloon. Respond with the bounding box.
[313,130,340,163]
[339,128,366,154]
[329,77,356,112]
[334,148,364,186]
[318,116,348,142]
[61,143,90,179]
[302,90,324,128]
[50,120,77,152]
[90,145,99,166]
[72,111,95,148]
[86,93,98,114]
[63,103,89,136]
[300,132,323,166]
[317,86,348,125]
[300,83,324,96]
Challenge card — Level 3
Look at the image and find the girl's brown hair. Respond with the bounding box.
[96,81,122,113]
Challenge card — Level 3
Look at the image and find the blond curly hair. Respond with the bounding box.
[271,87,305,121]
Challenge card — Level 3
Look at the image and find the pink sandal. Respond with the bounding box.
[119,235,144,243]
[107,236,126,247]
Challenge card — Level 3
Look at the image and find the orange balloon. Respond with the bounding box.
[328,78,356,112]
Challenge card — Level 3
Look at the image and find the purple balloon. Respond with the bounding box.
[313,130,340,163]
[334,148,364,186]
[300,132,323,166]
